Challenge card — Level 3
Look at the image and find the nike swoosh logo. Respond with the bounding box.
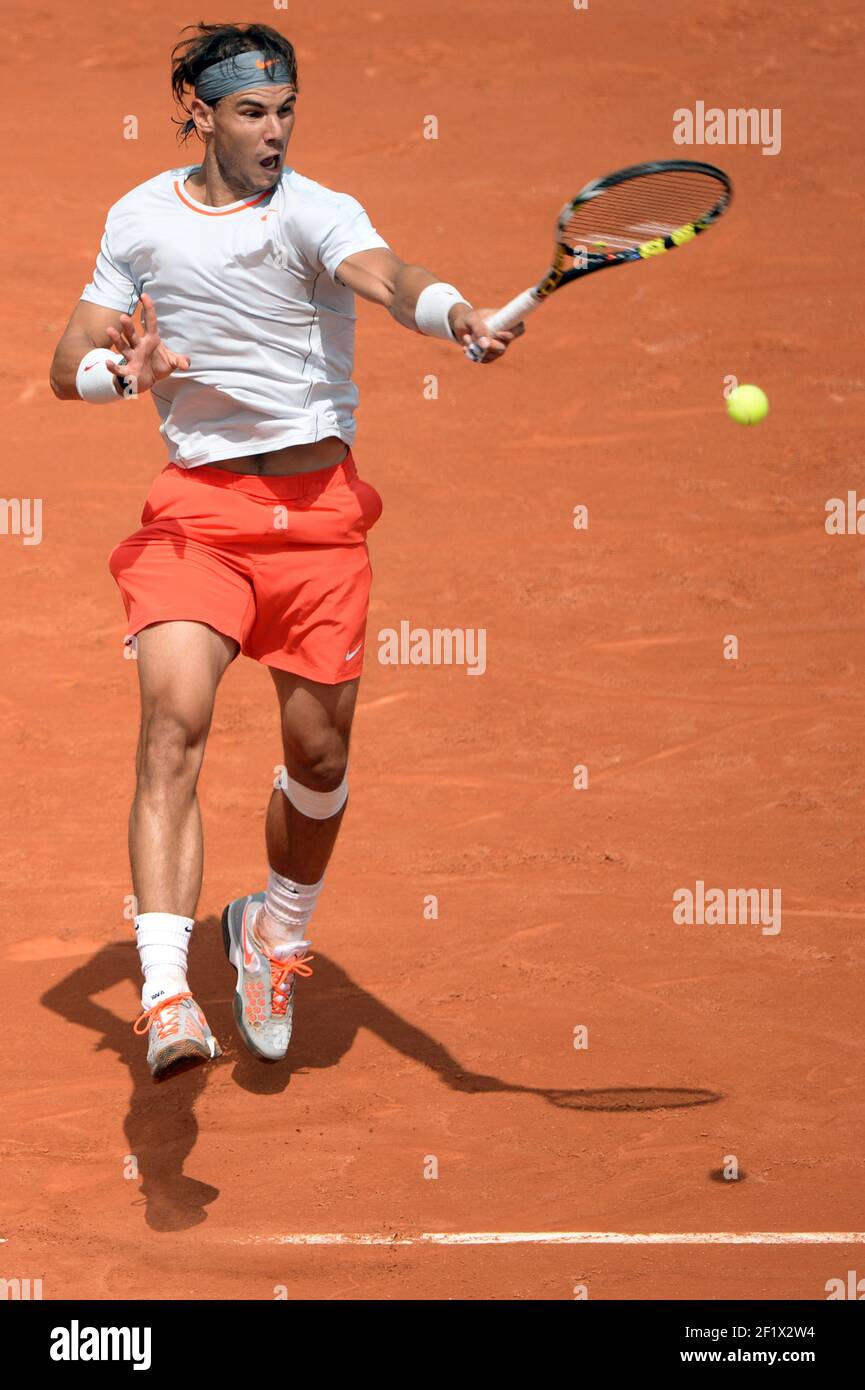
[255,58,277,69]
[83,364,95,372]
[242,910,261,972]
[345,642,363,661]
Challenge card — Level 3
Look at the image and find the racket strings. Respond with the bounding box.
[561,171,728,253]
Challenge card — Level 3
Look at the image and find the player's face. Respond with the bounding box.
[210,85,297,195]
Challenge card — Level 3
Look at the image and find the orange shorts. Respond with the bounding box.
[108,451,383,684]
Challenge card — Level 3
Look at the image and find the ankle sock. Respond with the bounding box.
[135,912,193,1009]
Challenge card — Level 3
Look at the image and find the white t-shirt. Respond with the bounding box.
[80,166,389,466]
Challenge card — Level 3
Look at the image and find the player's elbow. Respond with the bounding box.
[49,370,75,401]
[49,346,78,400]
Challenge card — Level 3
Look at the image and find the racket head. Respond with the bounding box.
[542,159,732,295]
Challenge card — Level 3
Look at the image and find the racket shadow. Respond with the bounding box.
[535,1085,722,1112]
[451,1077,723,1112]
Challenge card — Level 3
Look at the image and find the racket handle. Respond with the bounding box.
[464,287,543,362]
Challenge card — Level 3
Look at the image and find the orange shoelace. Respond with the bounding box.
[269,953,314,1017]
[133,991,193,1038]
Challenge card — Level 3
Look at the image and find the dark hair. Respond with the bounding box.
[171,21,299,142]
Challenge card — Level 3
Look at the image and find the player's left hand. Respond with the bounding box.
[450,306,525,364]
[105,292,191,396]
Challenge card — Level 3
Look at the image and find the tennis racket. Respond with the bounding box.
[465,159,732,361]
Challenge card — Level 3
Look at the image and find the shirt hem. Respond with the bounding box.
[168,430,352,468]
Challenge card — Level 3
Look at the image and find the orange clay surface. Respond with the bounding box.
[1,0,864,1299]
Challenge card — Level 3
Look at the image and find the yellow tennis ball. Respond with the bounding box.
[727,384,769,425]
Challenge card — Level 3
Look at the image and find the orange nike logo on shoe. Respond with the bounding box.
[242,909,261,972]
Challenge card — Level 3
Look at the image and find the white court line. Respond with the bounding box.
[243,1232,865,1247]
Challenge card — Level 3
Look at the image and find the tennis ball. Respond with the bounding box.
[727,384,769,426]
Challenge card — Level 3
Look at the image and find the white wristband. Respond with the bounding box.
[414,282,471,342]
[76,348,127,403]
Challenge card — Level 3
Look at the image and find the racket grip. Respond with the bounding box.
[464,287,543,362]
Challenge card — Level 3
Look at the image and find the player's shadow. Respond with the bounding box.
[42,919,723,1232]
[41,940,219,1234]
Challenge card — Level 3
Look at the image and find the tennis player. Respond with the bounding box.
[49,22,523,1078]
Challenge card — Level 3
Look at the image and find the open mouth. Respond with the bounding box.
[259,155,281,172]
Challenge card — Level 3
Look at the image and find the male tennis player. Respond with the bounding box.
[49,22,523,1078]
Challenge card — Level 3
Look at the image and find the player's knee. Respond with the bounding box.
[286,730,348,792]
[137,705,210,789]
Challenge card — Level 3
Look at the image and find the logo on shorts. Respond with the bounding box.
[345,642,364,661]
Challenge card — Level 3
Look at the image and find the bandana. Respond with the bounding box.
[195,50,293,104]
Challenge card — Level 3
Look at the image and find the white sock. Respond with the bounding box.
[135,912,193,1009]
[256,870,324,958]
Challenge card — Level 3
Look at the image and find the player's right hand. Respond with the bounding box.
[105,292,191,396]
[450,304,525,364]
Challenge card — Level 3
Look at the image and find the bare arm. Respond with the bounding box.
[50,293,190,401]
[334,247,524,363]
[49,301,132,399]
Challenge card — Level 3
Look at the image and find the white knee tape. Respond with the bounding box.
[281,770,348,819]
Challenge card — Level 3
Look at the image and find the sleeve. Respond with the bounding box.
[309,192,390,282]
[80,219,139,314]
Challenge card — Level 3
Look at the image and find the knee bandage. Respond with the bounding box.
[280,769,348,819]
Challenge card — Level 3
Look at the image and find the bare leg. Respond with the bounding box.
[131,621,238,916]
[257,670,359,951]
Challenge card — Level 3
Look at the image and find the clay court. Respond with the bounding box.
[2,0,864,1300]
